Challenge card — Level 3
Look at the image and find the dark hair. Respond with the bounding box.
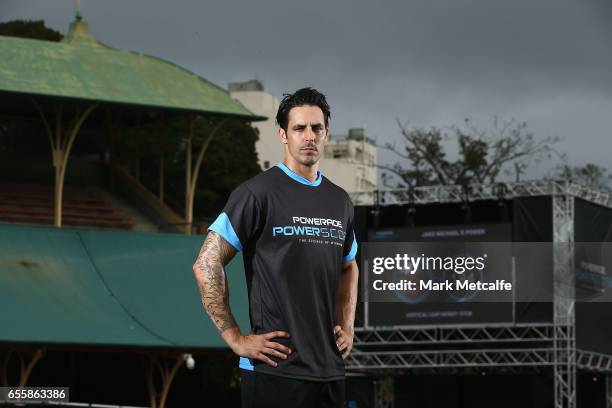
[275,87,331,131]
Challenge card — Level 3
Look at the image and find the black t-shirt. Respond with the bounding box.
[208,162,357,381]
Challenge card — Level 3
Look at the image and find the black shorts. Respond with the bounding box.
[240,369,345,408]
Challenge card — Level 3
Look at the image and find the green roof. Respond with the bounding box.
[0,18,264,120]
[0,224,250,350]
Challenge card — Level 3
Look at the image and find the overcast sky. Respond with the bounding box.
[2,0,611,181]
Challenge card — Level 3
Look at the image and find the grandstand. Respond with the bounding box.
[0,12,261,408]
[0,181,135,230]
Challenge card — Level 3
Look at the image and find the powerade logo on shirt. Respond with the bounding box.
[272,216,346,241]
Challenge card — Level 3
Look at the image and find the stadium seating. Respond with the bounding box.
[0,181,134,230]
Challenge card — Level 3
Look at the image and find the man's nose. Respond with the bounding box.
[304,126,315,142]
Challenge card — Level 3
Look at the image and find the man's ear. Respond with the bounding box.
[279,127,288,144]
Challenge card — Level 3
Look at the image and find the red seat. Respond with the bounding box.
[0,182,134,230]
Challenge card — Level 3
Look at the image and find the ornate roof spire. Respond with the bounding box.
[75,0,82,20]
[62,2,105,48]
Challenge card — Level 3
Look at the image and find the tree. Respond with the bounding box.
[129,116,261,219]
[194,119,261,217]
[381,117,558,188]
[0,20,63,152]
[552,163,612,191]
[0,19,63,42]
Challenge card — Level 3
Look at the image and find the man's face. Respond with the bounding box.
[279,105,328,166]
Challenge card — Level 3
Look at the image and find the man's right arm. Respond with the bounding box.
[192,231,291,367]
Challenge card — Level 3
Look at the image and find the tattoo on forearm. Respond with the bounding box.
[194,232,238,333]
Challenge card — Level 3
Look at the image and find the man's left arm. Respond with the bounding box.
[335,259,359,359]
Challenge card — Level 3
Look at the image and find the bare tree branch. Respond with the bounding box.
[384,117,558,187]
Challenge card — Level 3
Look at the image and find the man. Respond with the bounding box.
[192,87,359,407]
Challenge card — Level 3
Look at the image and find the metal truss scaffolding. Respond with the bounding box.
[347,181,612,408]
[608,373,612,408]
[552,192,576,408]
[349,180,612,208]
[576,351,612,408]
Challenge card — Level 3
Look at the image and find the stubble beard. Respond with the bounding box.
[298,154,319,166]
[294,144,321,167]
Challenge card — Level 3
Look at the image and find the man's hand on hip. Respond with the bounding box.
[225,328,292,368]
[334,325,354,359]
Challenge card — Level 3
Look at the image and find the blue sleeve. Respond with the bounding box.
[342,200,357,263]
[208,212,242,251]
[343,231,358,263]
[208,184,260,252]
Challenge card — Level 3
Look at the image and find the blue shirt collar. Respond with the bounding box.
[276,162,322,186]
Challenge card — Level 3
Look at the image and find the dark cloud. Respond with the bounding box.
[3,0,612,178]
